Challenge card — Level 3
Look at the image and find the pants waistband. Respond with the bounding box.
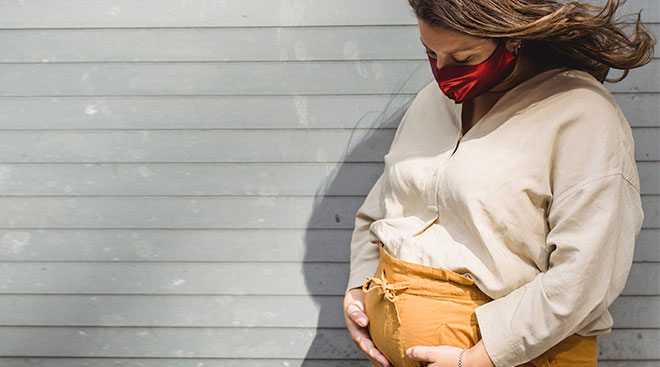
[374,241,492,302]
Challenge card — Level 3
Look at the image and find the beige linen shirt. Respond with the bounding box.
[346,68,645,367]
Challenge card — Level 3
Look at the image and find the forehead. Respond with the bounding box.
[417,19,489,52]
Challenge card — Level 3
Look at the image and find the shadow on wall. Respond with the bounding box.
[301,73,423,365]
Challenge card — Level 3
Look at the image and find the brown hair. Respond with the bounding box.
[407,0,656,82]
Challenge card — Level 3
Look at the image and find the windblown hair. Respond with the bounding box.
[407,0,655,82]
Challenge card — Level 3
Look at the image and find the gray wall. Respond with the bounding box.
[0,1,657,366]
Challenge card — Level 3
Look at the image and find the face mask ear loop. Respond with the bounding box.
[512,40,525,57]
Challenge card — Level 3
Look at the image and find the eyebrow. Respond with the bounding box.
[420,37,471,54]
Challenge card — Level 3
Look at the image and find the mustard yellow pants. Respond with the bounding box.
[362,242,597,367]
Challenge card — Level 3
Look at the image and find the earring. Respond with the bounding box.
[512,41,524,56]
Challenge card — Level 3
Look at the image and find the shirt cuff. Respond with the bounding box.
[475,298,530,367]
[345,257,379,293]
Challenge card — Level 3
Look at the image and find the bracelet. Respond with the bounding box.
[458,348,467,367]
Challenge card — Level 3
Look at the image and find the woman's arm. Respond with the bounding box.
[474,173,644,366]
[406,340,495,367]
[343,160,389,365]
[345,174,387,292]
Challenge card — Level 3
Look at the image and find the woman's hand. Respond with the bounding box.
[405,345,463,366]
[406,340,495,367]
[343,287,391,367]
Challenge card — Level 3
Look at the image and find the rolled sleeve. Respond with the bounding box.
[345,173,386,292]
[475,173,644,366]
[345,100,416,293]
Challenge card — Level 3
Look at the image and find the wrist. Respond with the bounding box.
[464,340,495,367]
[458,348,467,367]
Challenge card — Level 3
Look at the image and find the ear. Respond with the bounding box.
[505,39,524,55]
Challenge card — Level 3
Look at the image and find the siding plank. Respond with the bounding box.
[0,262,656,296]
[0,60,657,96]
[0,95,414,130]
[0,94,656,130]
[0,129,655,163]
[0,161,655,196]
[0,196,656,229]
[640,161,660,195]
[642,195,660,228]
[1,24,657,62]
[598,329,660,360]
[636,229,660,262]
[0,0,656,28]
[609,296,660,329]
[0,228,656,262]
[0,327,360,358]
[0,229,354,262]
[0,163,386,196]
[0,327,654,359]
[0,0,418,28]
[0,27,428,62]
[614,94,660,127]
[0,61,430,96]
[0,196,363,230]
[0,294,655,328]
[0,130,396,163]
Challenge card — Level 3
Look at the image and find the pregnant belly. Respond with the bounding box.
[362,270,484,367]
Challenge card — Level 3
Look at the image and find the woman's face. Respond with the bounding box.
[418,18,501,69]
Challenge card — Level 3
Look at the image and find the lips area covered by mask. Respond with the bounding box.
[428,42,518,103]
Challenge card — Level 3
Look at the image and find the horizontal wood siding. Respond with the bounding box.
[0,0,657,365]
[0,25,658,63]
[0,0,656,27]
[0,60,658,96]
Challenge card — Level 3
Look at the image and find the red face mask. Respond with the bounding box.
[428,42,520,104]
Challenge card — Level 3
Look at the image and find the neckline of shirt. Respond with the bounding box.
[449,66,572,142]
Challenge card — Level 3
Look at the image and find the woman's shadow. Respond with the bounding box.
[301,70,425,365]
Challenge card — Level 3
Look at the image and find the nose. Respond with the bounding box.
[431,55,450,70]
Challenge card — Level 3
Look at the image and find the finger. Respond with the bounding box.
[344,309,388,366]
[370,358,390,367]
[348,326,387,366]
[354,334,390,366]
[406,346,439,362]
[369,358,389,367]
[346,317,372,343]
[345,319,368,335]
[346,295,365,311]
[346,301,369,327]
[368,350,391,367]
[345,299,364,315]
[368,348,390,367]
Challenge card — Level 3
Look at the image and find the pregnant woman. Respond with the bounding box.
[343,0,655,366]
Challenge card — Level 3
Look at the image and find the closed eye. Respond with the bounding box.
[452,56,471,64]
[425,48,471,65]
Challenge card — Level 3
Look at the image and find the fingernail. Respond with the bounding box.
[406,347,412,356]
[359,318,366,326]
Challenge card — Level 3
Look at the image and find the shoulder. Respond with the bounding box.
[512,68,630,141]
[388,80,458,145]
[519,69,641,196]
[406,80,457,118]
[515,68,622,118]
